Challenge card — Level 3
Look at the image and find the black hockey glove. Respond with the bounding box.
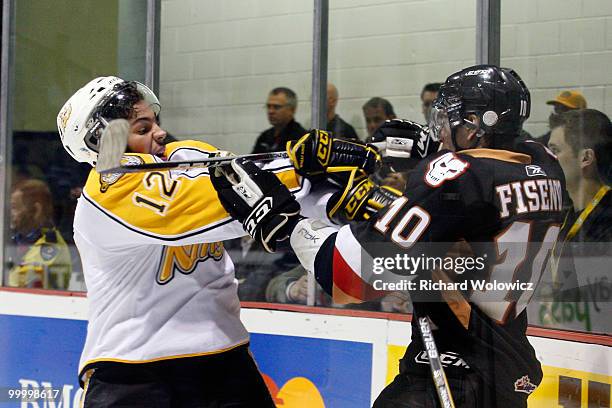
[287,129,381,185]
[370,119,440,170]
[210,158,301,253]
[326,169,403,224]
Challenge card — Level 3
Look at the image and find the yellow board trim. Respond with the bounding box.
[528,365,612,407]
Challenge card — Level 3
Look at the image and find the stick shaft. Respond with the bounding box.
[98,151,289,174]
[417,316,456,408]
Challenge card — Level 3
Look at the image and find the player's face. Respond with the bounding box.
[266,93,295,127]
[439,124,455,151]
[421,91,438,122]
[364,106,392,137]
[430,107,453,150]
[549,126,580,190]
[126,100,167,158]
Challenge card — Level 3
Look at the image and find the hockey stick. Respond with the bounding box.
[417,316,456,408]
[95,119,288,174]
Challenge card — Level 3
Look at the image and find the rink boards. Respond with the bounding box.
[0,289,609,408]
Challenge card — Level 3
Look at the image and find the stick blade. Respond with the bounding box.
[95,119,130,173]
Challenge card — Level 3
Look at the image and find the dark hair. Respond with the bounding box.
[98,82,144,120]
[270,87,298,109]
[362,97,396,117]
[421,82,442,99]
[559,109,612,181]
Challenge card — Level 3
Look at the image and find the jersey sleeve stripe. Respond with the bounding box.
[332,247,390,303]
[331,283,365,304]
[332,225,390,303]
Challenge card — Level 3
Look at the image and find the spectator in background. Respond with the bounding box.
[7,179,71,289]
[539,90,587,145]
[420,82,442,122]
[549,109,611,242]
[362,97,396,142]
[252,87,306,153]
[545,109,611,333]
[326,83,359,140]
[266,265,310,304]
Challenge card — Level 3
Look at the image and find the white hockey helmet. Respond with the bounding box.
[57,76,160,166]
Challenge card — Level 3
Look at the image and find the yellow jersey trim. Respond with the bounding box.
[460,148,531,164]
[79,340,249,376]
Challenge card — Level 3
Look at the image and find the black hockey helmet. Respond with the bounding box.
[429,65,530,143]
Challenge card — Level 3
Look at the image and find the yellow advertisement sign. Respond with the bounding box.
[386,345,611,407]
[528,366,611,408]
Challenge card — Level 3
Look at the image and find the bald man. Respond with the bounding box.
[326,83,359,140]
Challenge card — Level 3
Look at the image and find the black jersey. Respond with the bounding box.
[313,140,567,405]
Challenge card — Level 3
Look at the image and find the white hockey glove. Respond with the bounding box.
[370,119,440,170]
[210,158,301,253]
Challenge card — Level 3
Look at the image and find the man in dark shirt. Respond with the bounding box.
[420,82,442,122]
[252,87,306,153]
[327,83,359,140]
[362,97,397,142]
[549,109,611,243]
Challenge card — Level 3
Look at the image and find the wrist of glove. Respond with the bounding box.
[287,129,381,184]
[326,169,403,224]
[210,158,302,253]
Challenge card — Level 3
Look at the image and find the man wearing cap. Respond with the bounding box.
[538,90,587,145]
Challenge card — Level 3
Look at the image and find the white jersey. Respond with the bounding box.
[74,140,309,377]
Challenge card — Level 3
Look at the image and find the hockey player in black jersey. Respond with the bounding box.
[211,65,568,407]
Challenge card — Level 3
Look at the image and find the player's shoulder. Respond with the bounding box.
[458,148,531,165]
[82,153,157,203]
[460,141,564,181]
[409,147,535,197]
[164,140,219,156]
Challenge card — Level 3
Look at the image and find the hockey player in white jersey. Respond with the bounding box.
[57,76,337,407]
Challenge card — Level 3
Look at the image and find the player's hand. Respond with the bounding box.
[287,129,381,184]
[326,169,403,223]
[370,119,439,160]
[381,291,411,313]
[287,274,309,304]
[210,158,301,253]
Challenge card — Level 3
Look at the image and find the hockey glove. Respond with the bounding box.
[326,169,403,224]
[210,158,301,253]
[287,129,381,185]
[370,119,440,161]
